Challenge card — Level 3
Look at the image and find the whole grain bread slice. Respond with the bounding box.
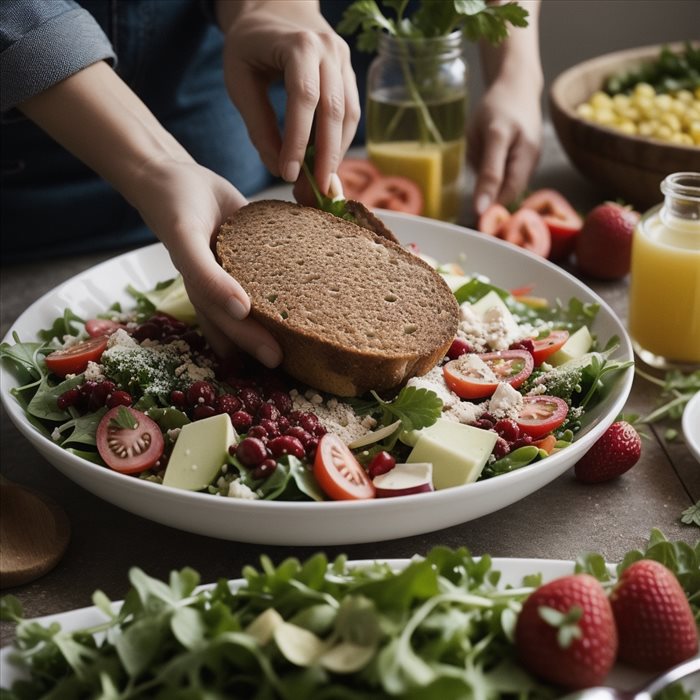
[216,200,459,397]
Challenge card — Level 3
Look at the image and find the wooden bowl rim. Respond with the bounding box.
[549,41,699,156]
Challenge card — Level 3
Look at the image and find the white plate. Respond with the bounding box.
[0,557,673,691]
[0,211,634,544]
[683,391,700,464]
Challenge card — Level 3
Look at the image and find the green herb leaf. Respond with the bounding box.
[37,309,85,342]
[681,501,700,527]
[370,385,443,431]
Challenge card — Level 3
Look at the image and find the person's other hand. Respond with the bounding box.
[220,2,360,197]
[132,159,282,368]
[468,76,542,216]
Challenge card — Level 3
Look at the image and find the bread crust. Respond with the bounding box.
[216,201,458,396]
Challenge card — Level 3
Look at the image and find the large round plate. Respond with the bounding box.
[0,558,674,690]
[0,211,634,544]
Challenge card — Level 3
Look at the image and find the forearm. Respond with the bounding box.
[479,0,542,91]
[17,61,192,208]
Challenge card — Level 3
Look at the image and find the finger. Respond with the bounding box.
[228,65,283,176]
[313,56,345,194]
[279,39,321,183]
[472,124,509,215]
[340,65,361,156]
[499,133,540,205]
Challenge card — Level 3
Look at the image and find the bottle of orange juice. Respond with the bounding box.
[365,31,467,222]
[628,172,700,369]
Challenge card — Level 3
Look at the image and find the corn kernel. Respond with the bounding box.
[670,133,694,146]
[675,89,694,105]
[655,124,673,141]
[654,94,673,111]
[661,112,681,132]
[618,120,637,135]
[638,121,655,137]
[591,91,613,109]
[621,107,641,122]
[612,94,630,111]
[634,82,656,99]
[576,103,595,120]
[593,109,616,125]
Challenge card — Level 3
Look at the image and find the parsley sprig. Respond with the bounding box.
[636,367,700,424]
[348,385,443,432]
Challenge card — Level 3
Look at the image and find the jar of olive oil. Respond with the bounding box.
[366,31,468,222]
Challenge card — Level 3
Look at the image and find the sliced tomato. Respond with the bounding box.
[531,329,569,365]
[478,203,511,236]
[520,189,583,260]
[443,349,534,399]
[358,176,423,215]
[337,159,382,200]
[44,336,109,377]
[500,208,551,258]
[85,318,125,338]
[96,406,165,474]
[515,396,569,438]
[314,433,375,500]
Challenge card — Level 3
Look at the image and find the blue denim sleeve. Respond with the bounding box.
[0,0,117,112]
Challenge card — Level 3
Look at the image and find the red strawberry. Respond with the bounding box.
[610,559,698,670]
[515,574,618,689]
[575,202,640,279]
[574,420,641,483]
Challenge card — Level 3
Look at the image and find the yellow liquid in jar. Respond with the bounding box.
[367,139,465,221]
[628,208,700,366]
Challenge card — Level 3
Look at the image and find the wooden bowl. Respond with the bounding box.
[550,42,700,210]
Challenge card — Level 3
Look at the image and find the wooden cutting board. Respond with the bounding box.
[0,477,70,588]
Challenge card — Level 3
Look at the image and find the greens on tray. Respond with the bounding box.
[0,251,631,503]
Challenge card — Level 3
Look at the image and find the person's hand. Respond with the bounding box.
[131,158,283,368]
[468,77,542,216]
[218,1,360,197]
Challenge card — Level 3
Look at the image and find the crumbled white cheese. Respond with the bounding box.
[227,479,258,500]
[407,366,459,409]
[107,328,138,349]
[458,301,534,352]
[488,382,524,419]
[61,335,81,348]
[166,428,182,441]
[174,362,215,383]
[452,353,499,382]
[443,400,486,425]
[84,361,104,381]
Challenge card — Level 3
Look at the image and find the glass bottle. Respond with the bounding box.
[365,31,468,223]
[628,172,700,369]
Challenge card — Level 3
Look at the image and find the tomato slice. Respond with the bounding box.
[531,329,569,365]
[520,189,583,260]
[96,406,165,474]
[337,159,382,200]
[314,434,375,500]
[443,349,534,399]
[44,336,109,377]
[515,396,569,438]
[477,203,511,236]
[358,176,423,215]
[500,208,551,258]
[85,318,125,338]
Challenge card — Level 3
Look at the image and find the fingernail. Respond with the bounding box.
[328,173,344,200]
[256,344,282,368]
[228,298,248,320]
[476,194,491,215]
[282,160,300,183]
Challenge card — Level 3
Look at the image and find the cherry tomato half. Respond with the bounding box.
[85,318,125,338]
[337,159,382,200]
[96,406,165,474]
[314,433,375,500]
[501,208,551,258]
[531,329,569,365]
[358,176,423,216]
[44,336,109,377]
[520,189,583,261]
[443,349,534,400]
[477,203,511,237]
[515,395,569,438]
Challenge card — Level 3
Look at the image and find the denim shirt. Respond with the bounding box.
[0,0,279,261]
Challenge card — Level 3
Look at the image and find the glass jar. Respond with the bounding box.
[628,172,700,369]
[365,31,468,222]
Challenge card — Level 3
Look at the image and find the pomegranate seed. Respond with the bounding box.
[285,426,311,442]
[512,435,534,449]
[251,458,277,481]
[88,381,116,411]
[288,410,304,425]
[277,416,291,434]
[258,403,281,422]
[106,390,133,408]
[186,381,216,407]
[236,437,267,467]
[474,418,495,430]
[247,425,268,441]
[170,390,187,408]
[493,437,511,459]
[269,391,292,415]
[368,451,396,479]
[298,412,320,433]
[312,423,327,437]
[447,338,473,359]
[268,435,305,460]
[493,419,520,442]
[304,437,319,461]
[215,393,242,415]
[193,404,217,420]
[57,388,80,410]
[238,387,263,414]
[258,419,280,438]
[79,381,98,398]
[230,410,253,433]
[132,322,160,342]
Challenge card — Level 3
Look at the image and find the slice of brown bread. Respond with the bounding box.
[216,200,459,397]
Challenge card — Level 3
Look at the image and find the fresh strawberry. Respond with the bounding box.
[515,574,618,689]
[574,420,641,483]
[610,559,698,670]
[575,202,640,279]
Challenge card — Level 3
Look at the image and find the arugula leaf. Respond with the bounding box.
[302,147,357,222]
[37,309,85,342]
[0,333,47,386]
[58,408,107,448]
[26,373,85,422]
[369,385,443,431]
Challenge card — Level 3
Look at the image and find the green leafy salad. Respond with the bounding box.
[0,258,631,503]
[1,530,697,699]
